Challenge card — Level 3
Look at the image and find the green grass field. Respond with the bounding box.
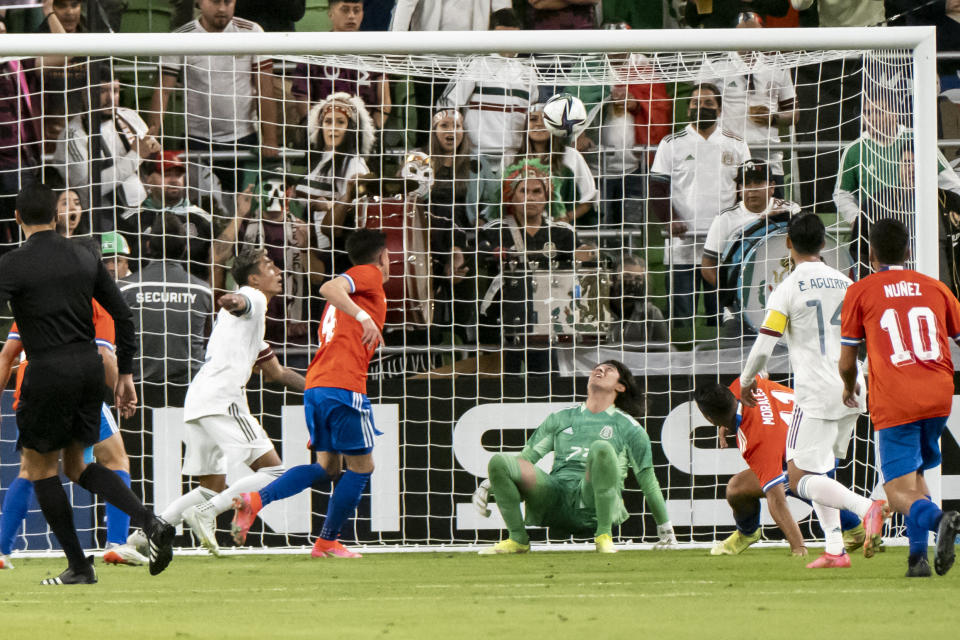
[3,547,957,639]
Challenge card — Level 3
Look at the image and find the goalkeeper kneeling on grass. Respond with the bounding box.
[473,360,676,554]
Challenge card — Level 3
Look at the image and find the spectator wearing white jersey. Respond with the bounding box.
[699,13,797,194]
[650,83,750,330]
[701,159,798,288]
[150,0,279,213]
[439,8,537,201]
[54,79,158,233]
[390,0,511,30]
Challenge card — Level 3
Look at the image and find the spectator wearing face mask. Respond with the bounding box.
[649,83,750,331]
[609,255,669,346]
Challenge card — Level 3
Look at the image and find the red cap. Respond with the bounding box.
[154,150,185,174]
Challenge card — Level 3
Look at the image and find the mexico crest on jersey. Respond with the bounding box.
[721,151,735,166]
[599,426,613,439]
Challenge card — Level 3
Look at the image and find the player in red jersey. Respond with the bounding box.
[231,229,389,558]
[840,218,960,578]
[697,376,865,560]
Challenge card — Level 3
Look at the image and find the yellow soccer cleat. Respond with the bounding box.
[710,529,762,556]
[595,534,617,554]
[843,523,866,553]
[478,539,530,555]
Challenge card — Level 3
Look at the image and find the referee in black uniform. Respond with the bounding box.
[0,184,174,584]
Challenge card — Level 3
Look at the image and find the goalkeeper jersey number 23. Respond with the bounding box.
[520,404,654,488]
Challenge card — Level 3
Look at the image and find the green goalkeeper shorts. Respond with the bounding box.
[522,470,599,535]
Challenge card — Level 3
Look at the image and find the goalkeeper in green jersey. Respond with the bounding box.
[472,361,675,554]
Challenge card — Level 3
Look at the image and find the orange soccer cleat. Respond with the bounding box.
[311,538,362,559]
[806,552,852,569]
[231,492,263,546]
[862,499,890,558]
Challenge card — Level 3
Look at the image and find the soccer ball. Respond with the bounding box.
[541,93,587,138]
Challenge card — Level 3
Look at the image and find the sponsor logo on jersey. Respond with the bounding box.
[599,426,613,439]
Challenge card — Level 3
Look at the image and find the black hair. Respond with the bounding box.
[694,382,737,424]
[490,8,520,29]
[787,212,825,256]
[144,212,186,261]
[692,83,722,112]
[870,218,910,265]
[232,246,267,287]
[329,0,363,5]
[16,182,58,225]
[346,228,387,266]
[736,158,771,185]
[600,360,645,418]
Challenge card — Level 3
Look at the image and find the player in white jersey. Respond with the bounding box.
[133,248,305,557]
[739,213,887,568]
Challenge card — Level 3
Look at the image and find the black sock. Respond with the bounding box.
[77,463,152,529]
[32,476,87,569]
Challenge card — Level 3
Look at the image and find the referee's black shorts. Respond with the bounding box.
[16,343,105,453]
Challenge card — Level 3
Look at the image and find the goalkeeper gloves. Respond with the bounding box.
[472,479,491,517]
[653,521,677,550]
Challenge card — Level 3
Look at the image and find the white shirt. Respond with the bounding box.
[160,18,269,142]
[390,0,511,30]
[703,197,800,261]
[55,107,149,209]
[764,261,864,419]
[600,106,639,174]
[183,286,270,421]
[650,124,750,264]
[561,146,598,205]
[440,55,538,156]
[700,52,796,176]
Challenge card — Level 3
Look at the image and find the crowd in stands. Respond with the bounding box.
[1,0,960,377]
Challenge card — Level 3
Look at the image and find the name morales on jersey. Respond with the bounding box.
[883,281,921,298]
[797,277,849,292]
[750,389,775,426]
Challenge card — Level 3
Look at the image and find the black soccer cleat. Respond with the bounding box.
[934,510,960,576]
[906,554,932,578]
[41,555,97,585]
[146,516,175,576]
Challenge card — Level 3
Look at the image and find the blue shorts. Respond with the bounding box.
[305,387,380,456]
[876,416,947,482]
[83,404,119,464]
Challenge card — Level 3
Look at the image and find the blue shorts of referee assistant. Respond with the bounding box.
[876,416,947,483]
[305,387,381,456]
[83,403,120,464]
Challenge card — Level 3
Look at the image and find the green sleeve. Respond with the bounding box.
[520,413,558,464]
[637,466,669,526]
[624,424,668,525]
[837,141,860,193]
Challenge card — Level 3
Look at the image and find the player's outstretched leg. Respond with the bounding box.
[0,476,32,569]
[232,463,332,545]
[479,454,531,555]
[585,440,620,553]
[32,475,96,584]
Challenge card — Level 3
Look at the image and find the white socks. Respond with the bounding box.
[797,474,872,517]
[208,469,284,514]
[160,486,217,526]
[811,501,844,555]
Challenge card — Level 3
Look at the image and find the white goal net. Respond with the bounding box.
[0,27,945,553]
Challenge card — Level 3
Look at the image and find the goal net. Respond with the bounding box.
[0,27,944,553]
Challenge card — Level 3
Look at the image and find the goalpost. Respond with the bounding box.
[0,26,944,553]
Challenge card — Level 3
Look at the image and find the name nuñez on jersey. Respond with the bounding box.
[797,277,849,292]
[882,281,921,298]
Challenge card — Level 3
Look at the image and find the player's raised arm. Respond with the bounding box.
[319,276,382,349]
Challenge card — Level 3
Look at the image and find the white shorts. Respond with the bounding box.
[181,403,274,476]
[785,407,858,474]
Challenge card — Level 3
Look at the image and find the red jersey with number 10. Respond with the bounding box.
[840,266,960,430]
[305,264,387,393]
